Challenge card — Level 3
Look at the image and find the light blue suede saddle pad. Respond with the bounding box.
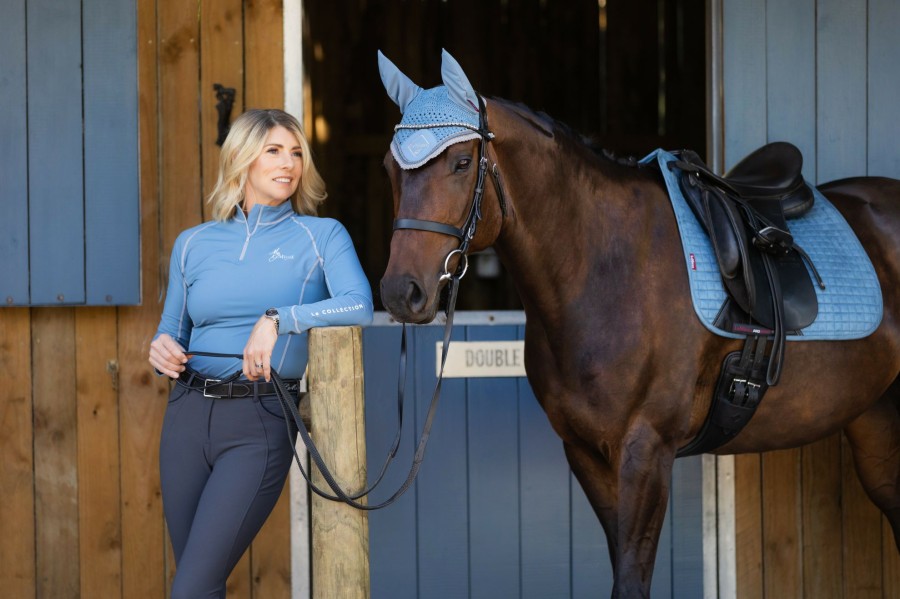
[641,148,883,340]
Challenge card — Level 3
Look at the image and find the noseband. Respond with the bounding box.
[392,95,507,282]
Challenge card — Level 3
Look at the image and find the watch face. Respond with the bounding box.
[266,308,279,318]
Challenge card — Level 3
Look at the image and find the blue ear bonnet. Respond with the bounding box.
[391,86,481,169]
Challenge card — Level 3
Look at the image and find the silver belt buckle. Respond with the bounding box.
[203,378,223,398]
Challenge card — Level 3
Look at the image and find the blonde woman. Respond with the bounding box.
[149,108,373,598]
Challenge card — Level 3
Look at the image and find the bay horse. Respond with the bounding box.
[377,50,900,597]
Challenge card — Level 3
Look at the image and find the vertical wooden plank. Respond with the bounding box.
[0,309,35,597]
[466,325,520,599]
[816,0,868,181]
[32,308,80,597]
[27,0,84,304]
[721,0,767,170]
[309,326,370,599]
[83,0,140,305]
[671,456,705,597]
[117,0,168,595]
[244,0,284,110]
[75,308,122,598]
[761,448,803,598]
[765,0,816,183]
[801,435,843,599]
[0,0,29,305]
[249,491,292,599]
[200,0,244,220]
[841,435,882,599]
[867,0,900,179]
[363,325,418,599]
[883,519,900,599]
[519,327,571,599]
[159,0,203,254]
[415,325,469,599]
[734,454,763,599]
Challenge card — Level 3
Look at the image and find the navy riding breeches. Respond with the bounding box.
[159,383,297,599]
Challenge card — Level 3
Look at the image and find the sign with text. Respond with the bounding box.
[436,340,526,378]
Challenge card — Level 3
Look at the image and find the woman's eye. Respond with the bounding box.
[292,151,303,158]
[454,158,471,172]
[267,147,279,154]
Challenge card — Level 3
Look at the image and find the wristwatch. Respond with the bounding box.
[264,308,280,332]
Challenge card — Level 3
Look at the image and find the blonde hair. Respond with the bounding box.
[208,109,327,221]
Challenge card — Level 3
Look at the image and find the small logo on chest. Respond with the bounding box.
[268,247,295,262]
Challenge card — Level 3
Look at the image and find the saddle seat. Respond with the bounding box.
[722,142,814,219]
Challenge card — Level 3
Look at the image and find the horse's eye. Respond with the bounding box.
[454,158,472,172]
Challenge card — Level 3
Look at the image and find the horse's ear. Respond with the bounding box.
[378,50,422,114]
[440,49,480,114]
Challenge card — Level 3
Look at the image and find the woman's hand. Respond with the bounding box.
[243,315,279,381]
[149,333,189,379]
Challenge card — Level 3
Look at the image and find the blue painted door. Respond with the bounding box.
[362,314,704,598]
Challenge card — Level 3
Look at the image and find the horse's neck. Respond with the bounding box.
[493,149,668,328]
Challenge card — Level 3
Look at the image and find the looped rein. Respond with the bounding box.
[187,294,462,511]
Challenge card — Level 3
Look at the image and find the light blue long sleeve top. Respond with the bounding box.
[154,201,374,379]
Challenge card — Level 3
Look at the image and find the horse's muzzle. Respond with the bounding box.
[380,274,438,324]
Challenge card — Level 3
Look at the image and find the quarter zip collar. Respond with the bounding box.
[233,201,295,260]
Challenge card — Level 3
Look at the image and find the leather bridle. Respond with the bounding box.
[392,94,507,282]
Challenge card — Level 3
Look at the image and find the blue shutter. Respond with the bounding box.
[1,0,139,306]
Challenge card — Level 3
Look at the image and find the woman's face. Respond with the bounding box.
[244,125,303,209]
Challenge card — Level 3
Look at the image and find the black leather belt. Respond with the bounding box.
[177,370,301,399]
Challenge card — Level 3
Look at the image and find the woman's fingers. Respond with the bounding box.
[149,334,188,379]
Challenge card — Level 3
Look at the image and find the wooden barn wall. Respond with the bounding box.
[0,0,293,597]
[720,0,900,597]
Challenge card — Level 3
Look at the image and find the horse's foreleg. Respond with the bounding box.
[565,420,675,599]
[565,441,620,570]
[844,376,900,551]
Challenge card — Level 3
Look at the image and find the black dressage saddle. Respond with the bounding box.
[674,142,819,339]
[669,142,824,456]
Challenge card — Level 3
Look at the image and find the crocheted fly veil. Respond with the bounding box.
[378,49,483,169]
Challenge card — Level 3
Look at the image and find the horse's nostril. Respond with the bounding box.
[406,280,427,313]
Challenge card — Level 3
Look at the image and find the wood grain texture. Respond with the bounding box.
[0,309,35,597]
[841,435,882,599]
[309,326,370,599]
[200,0,243,220]
[244,0,284,110]
[801,435,843,599]
[734,454,763,599]
[117,0,168,595]
[761,448,802,598]
[32,308,80,598]
[76,308,122,598]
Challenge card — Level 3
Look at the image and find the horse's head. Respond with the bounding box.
[378,50,506,323]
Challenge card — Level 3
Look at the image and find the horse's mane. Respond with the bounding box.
[493,97,660,183]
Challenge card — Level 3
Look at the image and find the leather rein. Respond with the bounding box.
[188,96,507,511]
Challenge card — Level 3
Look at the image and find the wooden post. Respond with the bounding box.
[308,326,370,599]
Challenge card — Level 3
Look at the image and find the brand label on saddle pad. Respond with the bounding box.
[437,341,526,378]
[640,149,883,340]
